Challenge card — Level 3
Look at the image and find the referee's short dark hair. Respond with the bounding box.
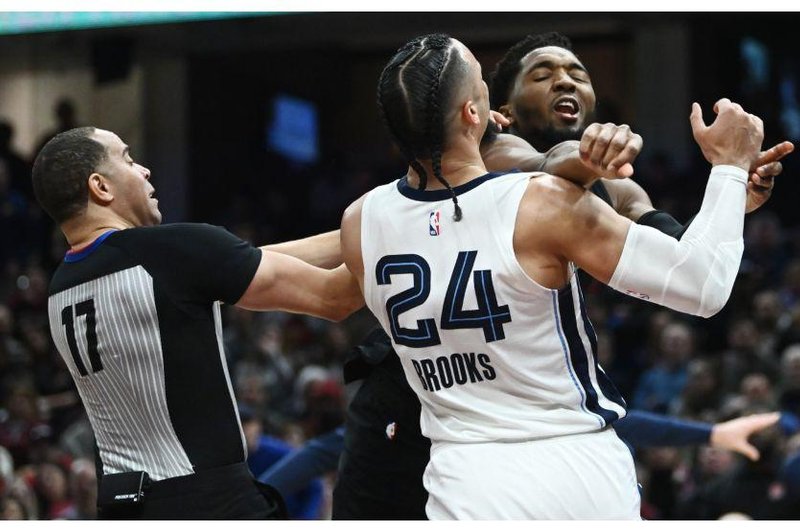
[32,126,107,224]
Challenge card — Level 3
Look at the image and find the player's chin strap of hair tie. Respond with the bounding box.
[608,165,747,318]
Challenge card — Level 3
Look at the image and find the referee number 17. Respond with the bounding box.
[61,298,104,377]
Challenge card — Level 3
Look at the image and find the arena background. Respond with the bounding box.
[1,11,800,520]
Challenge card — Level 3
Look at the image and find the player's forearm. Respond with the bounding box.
[538,140,601,188]
[259,427,344,496]
[609,165,747,317]
[615,410,711,448]
[261,230,342,269]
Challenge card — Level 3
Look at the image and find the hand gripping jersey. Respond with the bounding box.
[361,172,627,444]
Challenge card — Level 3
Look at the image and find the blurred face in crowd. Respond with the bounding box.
[753,290,784,327]
[782,345,800,387]
[683,360,718,400]
[90,129,160,227]
[37,463,68,503]
[698,446,735,478]
[727,319,759,351]
[740,373,774,405]
[501,46,596,151]
[0,496,26,520]
[241,417,263,453]
[659,323,693,366]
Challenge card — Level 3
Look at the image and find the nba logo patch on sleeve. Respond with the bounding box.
[429,211,441,236]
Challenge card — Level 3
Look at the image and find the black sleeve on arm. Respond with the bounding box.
[636,210,695,240]
[135,223,262,305]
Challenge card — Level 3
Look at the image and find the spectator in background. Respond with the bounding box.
[0,305,30,388]
[0,121,32,201]
[676,412,793,519]
[34,462,75,519]
[633,322,695,413]
[778,345,800,416]
[0,157,28,268]
[0,494,28,520]
[743,212,790,290]
[33,99,79,160]
[719,318,779,394]
[240,405,324,520]
[0,384,51,467]
[671,359,722,420]
[68,458,96,520]
[752,289,791,358]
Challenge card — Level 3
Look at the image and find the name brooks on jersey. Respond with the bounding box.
[411,352,496,392]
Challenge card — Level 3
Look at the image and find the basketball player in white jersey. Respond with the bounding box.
[340,34,766,519]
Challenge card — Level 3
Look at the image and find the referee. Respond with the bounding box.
[32,127,362,519]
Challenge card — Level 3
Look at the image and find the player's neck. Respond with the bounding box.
[406,150,487,190]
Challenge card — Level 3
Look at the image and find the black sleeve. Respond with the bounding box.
[129,223,262,305]
[636,210,695,240]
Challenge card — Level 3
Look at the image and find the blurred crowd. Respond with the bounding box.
[2,99,800,520]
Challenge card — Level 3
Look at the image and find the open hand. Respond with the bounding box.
[709,412,780,461]
[690,98,764,171]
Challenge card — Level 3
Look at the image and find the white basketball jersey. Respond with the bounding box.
[361,171,627,444]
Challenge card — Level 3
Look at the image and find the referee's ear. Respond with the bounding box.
[88,172,114,206]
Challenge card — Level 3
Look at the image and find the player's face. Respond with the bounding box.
[91,129,161,227]
[504,46,596,150]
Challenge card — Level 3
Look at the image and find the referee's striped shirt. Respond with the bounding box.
[47,223,261,481]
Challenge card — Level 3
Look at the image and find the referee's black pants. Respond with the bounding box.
[99,462,286,520]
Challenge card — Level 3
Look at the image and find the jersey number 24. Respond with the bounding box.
[376,251,512,348]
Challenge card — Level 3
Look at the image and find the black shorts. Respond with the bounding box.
[333,342,431,520]
[99,462,286,520]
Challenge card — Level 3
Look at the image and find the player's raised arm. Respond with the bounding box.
[529,99,766,318]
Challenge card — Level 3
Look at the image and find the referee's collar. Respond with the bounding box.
[64,230,118,263]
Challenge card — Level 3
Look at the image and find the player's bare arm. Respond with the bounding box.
[517,99,766,318]
[600,133,793,222]
[482,124,641,187]
[340,193,367,292]
[261,229,342,268]
[236,250,363,321]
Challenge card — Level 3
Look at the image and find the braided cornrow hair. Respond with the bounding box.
[377,33,466,221]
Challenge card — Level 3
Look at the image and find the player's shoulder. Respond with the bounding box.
[523,172,587,210]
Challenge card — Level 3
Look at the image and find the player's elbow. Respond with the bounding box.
[322,275,365,322]
[695,299,726,319]
[324,293,364,322]
[695,284,734,318]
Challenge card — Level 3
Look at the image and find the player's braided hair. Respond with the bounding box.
[489,32,573,111]
[377,33,464,221]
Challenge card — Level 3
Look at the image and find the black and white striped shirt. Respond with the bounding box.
[47,223,261,481]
